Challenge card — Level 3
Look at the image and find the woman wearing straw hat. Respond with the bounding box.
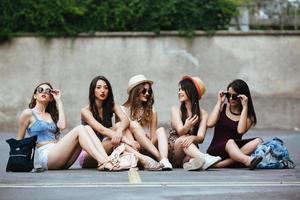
[79,75,162,170]
[169,76,221,171]
[121,74,173,170]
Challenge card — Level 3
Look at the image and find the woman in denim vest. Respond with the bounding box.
[17,82,119,171]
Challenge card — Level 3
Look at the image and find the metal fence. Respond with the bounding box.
[232,0,300,31]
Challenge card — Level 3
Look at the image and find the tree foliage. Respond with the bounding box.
[0,0,239,39]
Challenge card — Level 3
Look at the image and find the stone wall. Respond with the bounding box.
[0,31,299,131]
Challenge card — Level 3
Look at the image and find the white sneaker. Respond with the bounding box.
[202,154,221,170]
[160,158,173,170]
[183,158,205,171]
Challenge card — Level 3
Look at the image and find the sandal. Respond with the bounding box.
[97,158,121,171]
[249,155,263,170]
[140,156,163,171]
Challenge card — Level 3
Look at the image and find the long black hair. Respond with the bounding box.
[179,79,201,136]
[89,76,114,128]
[227,79,257,126]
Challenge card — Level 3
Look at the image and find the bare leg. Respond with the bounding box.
[80,126,114,168]
[224,139,252,166]
[47,125,109,169]
[130,121,160,160]
[214,138,263,168]
[156,127,168,160]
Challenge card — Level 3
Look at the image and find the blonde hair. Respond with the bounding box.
[123,83,154,128]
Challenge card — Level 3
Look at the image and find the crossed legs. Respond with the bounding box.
[129,121,168,161]
[213,138,263,168]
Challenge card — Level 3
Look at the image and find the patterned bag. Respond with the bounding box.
[251,137,295,169]
[109,144,137,170]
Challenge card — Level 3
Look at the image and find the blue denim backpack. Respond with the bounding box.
[251,137,295,169]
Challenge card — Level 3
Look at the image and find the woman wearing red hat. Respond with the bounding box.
[120,74,173,170]
[169,76,221,171]
[206,79,263,169]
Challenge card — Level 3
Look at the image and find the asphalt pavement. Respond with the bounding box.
[0,129,299,200]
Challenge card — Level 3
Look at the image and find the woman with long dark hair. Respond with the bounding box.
[79,75,162,170]
[207,79,263,169]
[17,82,119,170]
[169,76,221,171]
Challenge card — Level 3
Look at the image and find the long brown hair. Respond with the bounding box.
[29,82,59,134]
[124,82,154,128]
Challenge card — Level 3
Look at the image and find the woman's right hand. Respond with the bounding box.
[129,140,141,151]
[112,131,122,146]
[218,90,226,104]
[184,115,199,130]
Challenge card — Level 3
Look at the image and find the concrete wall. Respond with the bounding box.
[0,31,300,131]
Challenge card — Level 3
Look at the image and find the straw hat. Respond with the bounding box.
[127,75,153,94]
[182,75,205,99]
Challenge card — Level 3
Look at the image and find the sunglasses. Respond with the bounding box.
[37,87,52,95]
[141,88,152,95]
[224,92,239,100]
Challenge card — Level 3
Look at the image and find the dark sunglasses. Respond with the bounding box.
[37,87,52,95]
[141,88,152,95]
[224,92,239,100]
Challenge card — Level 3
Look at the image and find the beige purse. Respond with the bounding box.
[109,144,137,170]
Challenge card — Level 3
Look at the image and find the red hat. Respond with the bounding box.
[182,76,206,99]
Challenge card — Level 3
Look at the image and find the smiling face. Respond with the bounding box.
[94,79,109,101]
[139,83,152,102]
[178,85,189,102]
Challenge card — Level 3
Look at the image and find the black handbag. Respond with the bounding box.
[6,135,37,172]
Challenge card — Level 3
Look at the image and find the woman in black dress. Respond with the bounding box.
[207,79,263,169]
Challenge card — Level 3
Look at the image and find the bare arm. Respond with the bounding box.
[113,103,131,144]
[180,109,208,148]
[194,109,208,144]
[237,94,252,134]
[207,90,226,128]
[52,90,66,130]
[81,106,116,138]
[16,109,32,140]
[149,108,158,143]
[171,106,198,136]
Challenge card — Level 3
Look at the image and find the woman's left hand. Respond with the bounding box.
[238,94,248,108]
[51,89,61,100]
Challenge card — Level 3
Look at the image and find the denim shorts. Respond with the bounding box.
[36,143,56,169]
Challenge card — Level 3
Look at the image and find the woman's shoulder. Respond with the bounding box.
[21,108,33,117]
[171,105,180,112]
[81,105,90,114]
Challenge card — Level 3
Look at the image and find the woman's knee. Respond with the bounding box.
[157,127,165,134]
[74,125,85,132]
[226,139,235,147]
[129,121,142,132]
[255,137,263,145]
[113,122,121,130]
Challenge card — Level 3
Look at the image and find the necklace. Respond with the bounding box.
[229,106,241,116]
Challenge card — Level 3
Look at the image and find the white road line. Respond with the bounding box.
[1,182,300,188]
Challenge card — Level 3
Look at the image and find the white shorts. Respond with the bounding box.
[36,143,55,169]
